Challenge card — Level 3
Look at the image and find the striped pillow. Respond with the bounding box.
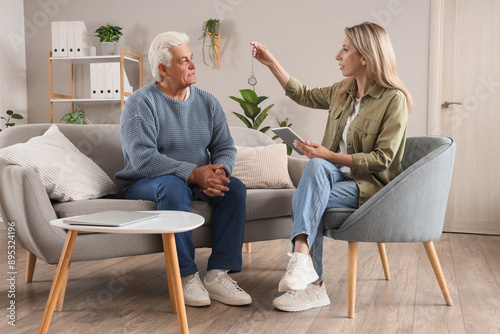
[0,124,116,202]
[232,144,295,189]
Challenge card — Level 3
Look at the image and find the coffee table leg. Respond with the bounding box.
[38,230,78,334]
[162,233,189,334]
[163,247,178,314]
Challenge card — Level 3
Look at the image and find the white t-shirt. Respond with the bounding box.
[337,98,361,178]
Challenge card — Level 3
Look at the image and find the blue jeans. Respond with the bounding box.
[124,175,246,277]
[292,158,359,280]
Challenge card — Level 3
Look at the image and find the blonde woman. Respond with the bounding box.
[251,22,412,312]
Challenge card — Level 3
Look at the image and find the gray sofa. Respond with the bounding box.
[0,124,306,267]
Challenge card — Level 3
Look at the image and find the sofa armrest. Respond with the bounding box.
[287,156,309,188]
[0,162,66,263]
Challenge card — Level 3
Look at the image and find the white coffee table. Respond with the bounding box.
[38,211,204,334]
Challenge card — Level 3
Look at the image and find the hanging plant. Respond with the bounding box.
[199,18,220,68]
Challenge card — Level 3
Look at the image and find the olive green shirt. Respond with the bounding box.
[286,77,408,206]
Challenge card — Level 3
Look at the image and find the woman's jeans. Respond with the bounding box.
[124,175,246,278]
[292,158,359,280]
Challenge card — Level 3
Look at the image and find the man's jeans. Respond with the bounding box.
[291,158,359,280]
[124,175,246,277]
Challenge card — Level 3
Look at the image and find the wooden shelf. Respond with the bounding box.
[48,49,141,123]
[50,98,124,102]
[49,54,140,64]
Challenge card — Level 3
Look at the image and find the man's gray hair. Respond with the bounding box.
[148,31,190,82]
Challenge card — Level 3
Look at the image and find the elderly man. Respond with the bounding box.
[115,31,251,307]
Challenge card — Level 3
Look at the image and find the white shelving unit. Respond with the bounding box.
[48,49,142,123]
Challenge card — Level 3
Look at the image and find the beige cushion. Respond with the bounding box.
[232,144,295,189]
[0,124,116,202]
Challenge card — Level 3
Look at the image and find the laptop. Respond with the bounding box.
[63,210,160,227]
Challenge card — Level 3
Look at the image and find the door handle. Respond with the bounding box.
[441,101,463,108]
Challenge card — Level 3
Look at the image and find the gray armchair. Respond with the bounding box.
[320,136,456,318]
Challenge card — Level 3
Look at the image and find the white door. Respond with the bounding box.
[428,0,500,235]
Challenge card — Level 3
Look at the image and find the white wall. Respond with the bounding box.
[24,0,430,144]
[0,0,28,127]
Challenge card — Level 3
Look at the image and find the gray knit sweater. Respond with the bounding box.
[115,82,236,190]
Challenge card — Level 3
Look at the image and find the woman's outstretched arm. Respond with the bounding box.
[250,42,291,90]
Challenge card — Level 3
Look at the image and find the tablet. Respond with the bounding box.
[271,127,306,155]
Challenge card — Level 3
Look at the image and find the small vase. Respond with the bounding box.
[100,42,116,56]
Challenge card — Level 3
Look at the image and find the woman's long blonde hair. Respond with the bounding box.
[335,22,413,113]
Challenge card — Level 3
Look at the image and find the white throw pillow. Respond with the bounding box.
[232,144,295,189]
[0,125,117,202]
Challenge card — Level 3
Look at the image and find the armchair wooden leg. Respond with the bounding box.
[244,243,252,254]
[26,251,69,311]
[423,241,453,306]
[26,251,37,283]
[377,243,391,281]
[348,242,359,318]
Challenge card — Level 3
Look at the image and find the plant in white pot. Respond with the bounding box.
[95,23,123,55]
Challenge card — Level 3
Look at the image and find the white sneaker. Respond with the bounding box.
[273,282,330,312]
[204,270,252,306]
[181,272,211,307]
[278,252,319,292]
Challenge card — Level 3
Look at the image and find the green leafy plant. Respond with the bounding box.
[230,89,274,133]
[199,18,220,68]
[272,118,294,155]
[95,23,123,43]
[60,109,87,124]
[0,110,24,132]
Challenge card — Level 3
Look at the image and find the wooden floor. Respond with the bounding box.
[1,225,499,333]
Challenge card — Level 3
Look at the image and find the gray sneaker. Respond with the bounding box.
[278,252,319,292]
[181,272,211,307]
[273,282,330,312]
[204,270,252,306]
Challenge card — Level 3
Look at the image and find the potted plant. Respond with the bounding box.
[95,23,123,55]
[60,109,87,124]
[230,89,273,133]
[199,18,220,68]
[0,110,24,132]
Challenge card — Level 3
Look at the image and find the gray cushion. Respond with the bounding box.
[321,208,356,230]
[246,189,294,221]
[52,188,294,225]
[53,199,157,218]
